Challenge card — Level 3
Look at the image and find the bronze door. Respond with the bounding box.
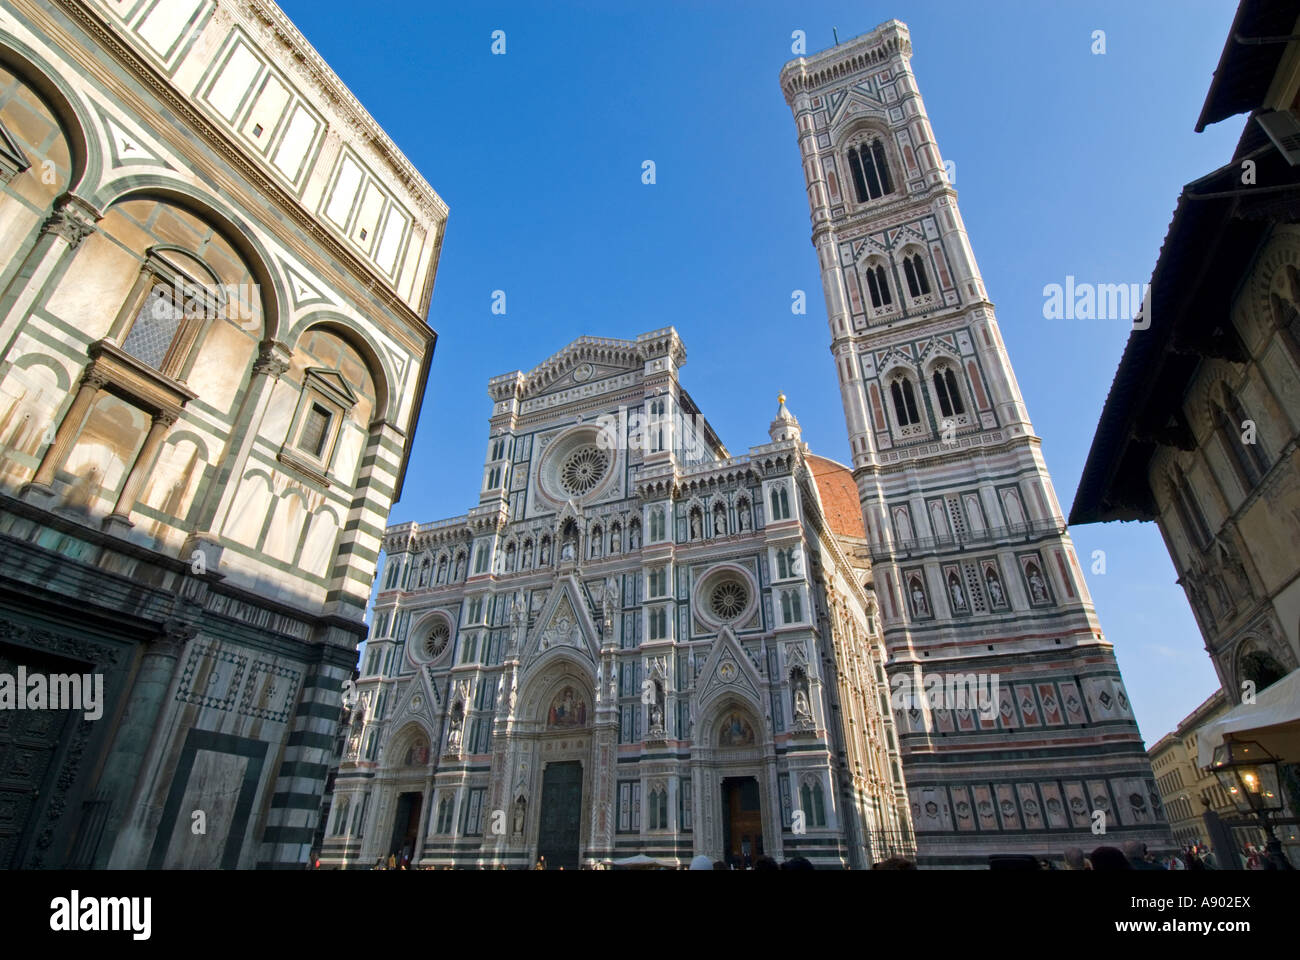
[0,643,76,868]
[536,761,582,869]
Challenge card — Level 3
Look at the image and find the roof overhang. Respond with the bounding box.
[1070,142,1300,525]
[1196,0,1300,132]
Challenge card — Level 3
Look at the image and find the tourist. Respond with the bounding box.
[1123,840,1164,870]
[1088,846,1130,871]
[1062,847,1090,870]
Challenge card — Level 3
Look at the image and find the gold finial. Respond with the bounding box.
[778,392,786,405]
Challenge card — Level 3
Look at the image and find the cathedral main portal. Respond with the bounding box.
[536,761,582,868]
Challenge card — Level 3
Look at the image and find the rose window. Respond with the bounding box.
[424,622,450,659]
[559,446,609,496]
[710,580,748,620]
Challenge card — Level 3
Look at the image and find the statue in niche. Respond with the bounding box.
[629,523,640,549]
[792,668,813,724]
[648,679,666,735]
[1027,567,1048,603]
[521,543,532,569]
[560,538,575,562]
[690,511,701,539]
[453,555,466,581]
[910,579,928,616]
[986,570,1005,606]
[794,687,811,721]
[447,701,464,752]
[513,796,526,836]
[737,506,750,532]
[608,663,618,699]
[948,575,965,610]
[590,531,602,559]
[714,509,726,536]
[436,557,447,584]
[610,527,620,554]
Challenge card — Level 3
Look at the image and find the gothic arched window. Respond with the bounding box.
[1272,289,1300,360]
[903,254,931,298]
[890,377,921,427]
[1214,386,1269,492]
[769,485,791,521]
[847,137,894,203]
[800,778,826,827]
[1170,465,1211,550]
[865,263,892,308]
[932,367,965,418]
[649,508,665,542]
[781,588,803,624]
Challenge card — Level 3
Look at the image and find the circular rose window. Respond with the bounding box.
[424,622,450,659]
[559,446,609,497]
[710,580,748,620]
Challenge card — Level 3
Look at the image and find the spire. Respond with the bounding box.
[769,392,802,443]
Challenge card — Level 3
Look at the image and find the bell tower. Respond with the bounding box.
[781,21,1169,865]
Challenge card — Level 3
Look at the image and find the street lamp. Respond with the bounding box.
[1210,739,1291,869]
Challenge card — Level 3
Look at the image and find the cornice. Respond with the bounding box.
[48,0,436,330]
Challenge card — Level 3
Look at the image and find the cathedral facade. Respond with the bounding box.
[325,329,913,869]
[780,22,1170,865]
[0,0,443,868]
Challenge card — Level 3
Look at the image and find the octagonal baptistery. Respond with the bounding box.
[0,0,447,870]
[330,329,915,870]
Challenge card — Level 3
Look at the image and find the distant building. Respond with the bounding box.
[0,0,444,867]
[1148,688,1296,865]
[1148,690,1240,851]
[324,329,914,869]
[1071,0,1300,701]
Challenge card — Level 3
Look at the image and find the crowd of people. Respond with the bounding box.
[991,839,1295,870]
[311,838,1290,870]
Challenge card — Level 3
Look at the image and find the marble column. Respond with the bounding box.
[187,341,290,541]
[23,366,108,501]
[94,619,198,868]
[106,409,177,529]
[0,194,100,369]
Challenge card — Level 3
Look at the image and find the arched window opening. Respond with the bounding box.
[890,377,921,427]
[903,254,931,299]
[865,263,892,308]
[1170,466,1211,550]
[932,366,965,418]
[847,137,894,203]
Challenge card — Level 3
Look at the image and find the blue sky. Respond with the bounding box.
[278,0,1244,744]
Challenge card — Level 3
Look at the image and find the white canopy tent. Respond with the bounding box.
[1197,669,1300,769]
[604,854,675,870]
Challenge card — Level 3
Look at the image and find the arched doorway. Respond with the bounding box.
[694,699,776,866]
[511,657,596,869]
[382,723,432,865]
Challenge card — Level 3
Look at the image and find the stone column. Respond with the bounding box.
[106,410,177,530]
[23,367,108,502]
[94,618,197,868]
[0,194,100,368]
[186,341,290,553]
[412,775,434,862]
